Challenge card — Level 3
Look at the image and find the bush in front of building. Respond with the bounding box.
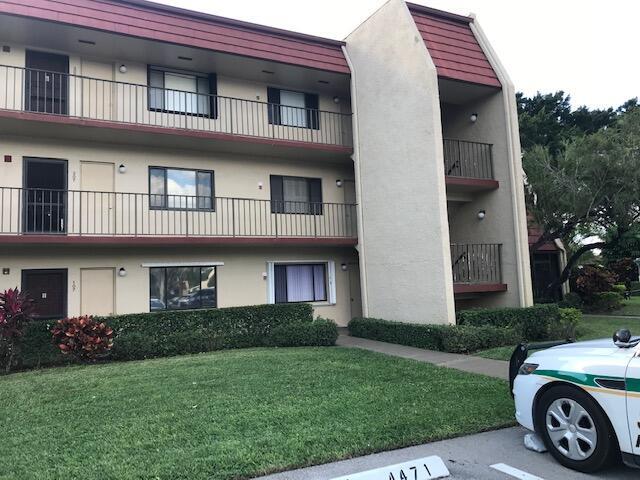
[456,304,575,341]
[348,317,520,354]
[51,316,114,362]
[266,318,338,347]
[0,288,35,373]
[11,303,322,371]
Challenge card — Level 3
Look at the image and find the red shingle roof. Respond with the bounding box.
[0,0,350,74]
[407,3,501,88]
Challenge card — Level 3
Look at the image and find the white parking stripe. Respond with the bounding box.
[490,463,545,480]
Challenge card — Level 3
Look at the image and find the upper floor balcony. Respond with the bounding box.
[0,187,357,247]
[450,243,506,294]
[443,138,498,194]
[0,64,353,158]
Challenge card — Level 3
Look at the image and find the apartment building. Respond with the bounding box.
[0,0,532,326]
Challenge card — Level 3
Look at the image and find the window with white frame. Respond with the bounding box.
[149,265,217,311]
[148,66,216,116]
[267,261,336,304]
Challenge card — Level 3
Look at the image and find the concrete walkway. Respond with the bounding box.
[336,333,509,380]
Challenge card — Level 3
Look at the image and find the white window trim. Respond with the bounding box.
[266,260,336,305]
[141,262,224,268]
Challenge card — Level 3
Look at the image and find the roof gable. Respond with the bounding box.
[407,3,501,88]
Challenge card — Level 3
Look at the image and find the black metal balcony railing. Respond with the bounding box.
[0,65,353,147]
[450,243,502,284]
[443,138,493,180]
[0,188,357,238]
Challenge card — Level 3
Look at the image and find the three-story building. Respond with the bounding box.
[0,0,532,326]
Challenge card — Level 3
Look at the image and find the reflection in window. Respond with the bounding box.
[150,266,217,311]
[280,90,307,128]
[149,167,214,210]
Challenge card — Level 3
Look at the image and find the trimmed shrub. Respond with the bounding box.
[612,284,627,295]
[558,292,583,309]
[552,308,582,340]
[51,316,114,362]
[456,304,561,341]
[14,303,314,369]
[348,317,519,354]
[267,318,338,347]
[583,292,624,313]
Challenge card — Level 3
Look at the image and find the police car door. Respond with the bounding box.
[627,349,640,462]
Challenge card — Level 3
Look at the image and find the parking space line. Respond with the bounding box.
[490,463,545,480]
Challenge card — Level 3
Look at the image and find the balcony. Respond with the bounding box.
[0,188,358,247]
[443,138,498,193]
[450,243,506,294]
[0,65,353,157]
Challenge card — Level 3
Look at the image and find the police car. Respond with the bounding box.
[510,329,640,473]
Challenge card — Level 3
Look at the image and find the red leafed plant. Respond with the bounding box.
[51,316,114,362]
[0,288,34,373]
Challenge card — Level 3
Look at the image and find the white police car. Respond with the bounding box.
[510,329,640,473]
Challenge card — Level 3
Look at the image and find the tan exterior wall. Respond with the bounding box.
[345,0,455,324]
[0,135,356,237]
[0,246,357,325]
[0,42,352,146]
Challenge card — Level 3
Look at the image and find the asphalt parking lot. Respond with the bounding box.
[258,427,637,480]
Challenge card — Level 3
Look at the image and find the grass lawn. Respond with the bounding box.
[0,347,514,480]
[475,313,640,361]
[612,295,640,316]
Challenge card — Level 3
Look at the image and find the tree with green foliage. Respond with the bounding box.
[524,107,640,290]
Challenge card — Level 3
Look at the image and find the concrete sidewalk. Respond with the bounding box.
[336,333,509,380]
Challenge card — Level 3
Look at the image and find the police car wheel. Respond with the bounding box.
[535,385,618,473]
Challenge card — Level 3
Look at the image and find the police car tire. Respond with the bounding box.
[535,385,618,473]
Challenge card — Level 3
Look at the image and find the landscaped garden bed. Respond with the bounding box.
[0,347,514,480]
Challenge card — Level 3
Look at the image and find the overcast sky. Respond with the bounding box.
[151,0,638,110]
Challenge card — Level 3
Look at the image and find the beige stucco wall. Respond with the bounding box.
[345,0,455,324]
[443,93,524,308]
[0,135,356,236]
[0,246,358,325]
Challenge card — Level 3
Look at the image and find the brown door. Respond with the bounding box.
[22,269,67,319]
[25,50,69,115]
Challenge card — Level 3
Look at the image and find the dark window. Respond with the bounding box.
[267,87,319,129]
[149,167,214,210]
[274,264,326,303]
[150,266,217,311]
[270,175,322,215]
[148,66,217,117]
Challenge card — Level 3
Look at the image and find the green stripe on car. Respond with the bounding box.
[533,370,640,393]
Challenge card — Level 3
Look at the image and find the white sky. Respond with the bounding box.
[151,0,638,110]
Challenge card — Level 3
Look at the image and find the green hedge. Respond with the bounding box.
[266,318,338,347]
[348,305,582,355]
[348,317,520,354]
[456,304,565,341]
[13,303,320,370]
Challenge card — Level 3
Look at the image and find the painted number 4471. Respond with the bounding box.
[388,464,432,480]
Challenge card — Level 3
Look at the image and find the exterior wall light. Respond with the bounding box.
[341,263,348,271]
[336,179,343,187]
[333,96,340,104]
[119,64,127,74]
[118,267,127,277]
[118,164,127,174]
[262,272,268,279]
[477,210,486,220]
[470,113,478,123]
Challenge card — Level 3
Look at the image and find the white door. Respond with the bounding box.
[80,59,114,120]
[80,161,115,235]
[80,268,115,316]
